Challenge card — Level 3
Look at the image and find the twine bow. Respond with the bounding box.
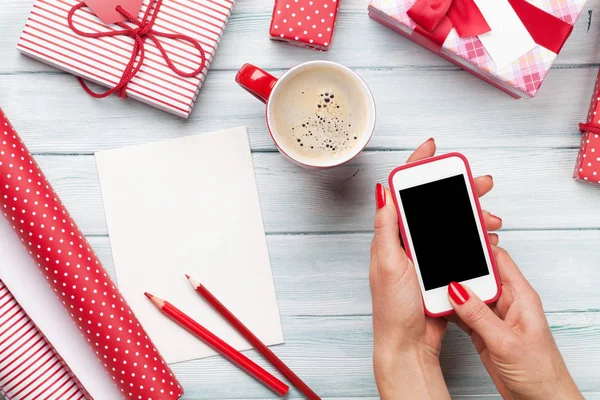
[67,0,206,99]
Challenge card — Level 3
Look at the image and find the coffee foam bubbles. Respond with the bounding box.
[270,65,368,164]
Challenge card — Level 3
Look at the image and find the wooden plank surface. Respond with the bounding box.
[159,314,600,398]
[89,230,600,317]
[1,0,600,397]
[23,150,600,236]
[0,67,597,153]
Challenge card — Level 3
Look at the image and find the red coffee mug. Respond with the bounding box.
[236,61,376,168]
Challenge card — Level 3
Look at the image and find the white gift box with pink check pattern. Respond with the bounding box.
[368,0,587,98]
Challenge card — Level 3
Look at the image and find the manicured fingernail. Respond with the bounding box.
[375,183,386,209]
[489,212,502,222]
[448,282,469,305]
[490,233,499,244]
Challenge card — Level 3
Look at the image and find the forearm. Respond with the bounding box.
[524,366,583,400]
[514,379,582,400]
[374,347,451,400]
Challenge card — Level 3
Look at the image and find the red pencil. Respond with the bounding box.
[185,275,321,400]
[144,292,289,396]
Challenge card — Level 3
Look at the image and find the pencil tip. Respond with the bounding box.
[186,275,200,289]
[144,292,154,300]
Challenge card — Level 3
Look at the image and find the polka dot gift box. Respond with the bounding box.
[269,0,340,50]
[575,69,600,185]
[0,109,183,399]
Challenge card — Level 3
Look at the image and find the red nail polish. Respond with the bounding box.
[375,183,386,209]
[448,282,469,305]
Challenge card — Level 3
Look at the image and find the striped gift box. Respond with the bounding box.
[17,0,235,118]
[0,281,87,400]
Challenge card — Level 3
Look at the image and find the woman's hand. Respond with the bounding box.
[448,249,583,400]
[370,138,502,399]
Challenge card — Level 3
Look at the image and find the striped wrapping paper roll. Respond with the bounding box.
[0,110,183,399]
[17,0,235,118]
[0,280,88,400]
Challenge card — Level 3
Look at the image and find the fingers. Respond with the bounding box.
[370,136,435,286]
[474,175,494,198]
[493,246,532,291]
[372,185,408,278]
[373,138,434,277]
[482,210,503,231]
[374,185,400,241]
[406,138,436,163]
[492,246,539,301]
[445,314,472,335]
[489,233,499,246]
[448,282,511,346]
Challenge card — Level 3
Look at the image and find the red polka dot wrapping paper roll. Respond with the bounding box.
[269,0,340,50]
[574,69,600,184]
[0,109,183,400]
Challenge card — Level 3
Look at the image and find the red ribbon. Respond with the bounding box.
[506,0,573,54]
[580,123,600,135]
[408,0,573,54]
[67,0,206,99]
[408,0,490,42]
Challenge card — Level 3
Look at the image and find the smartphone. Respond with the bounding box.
[388,153,500,317]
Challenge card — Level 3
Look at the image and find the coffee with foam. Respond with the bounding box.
[270,65,370,165]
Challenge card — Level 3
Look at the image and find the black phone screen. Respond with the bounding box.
[399,174,489,291]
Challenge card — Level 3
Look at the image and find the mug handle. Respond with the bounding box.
[235,64,278,104]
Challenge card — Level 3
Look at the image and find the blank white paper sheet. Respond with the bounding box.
[95,126,284,364]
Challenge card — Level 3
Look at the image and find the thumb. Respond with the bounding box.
[448,282,509,346]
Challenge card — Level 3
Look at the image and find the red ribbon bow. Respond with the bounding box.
[67,0,206,99]
[407,0,574,54]
[408,0,490,41]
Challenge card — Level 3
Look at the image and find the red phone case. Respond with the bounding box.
[388,152,501,318]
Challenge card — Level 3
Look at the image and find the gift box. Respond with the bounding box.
[368,0,587,98]
[269,0,339,51]
[574,69,600,184]
[17,0,235,118]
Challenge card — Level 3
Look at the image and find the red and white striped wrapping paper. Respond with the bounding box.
[0,280,88,400]
[574,69,600,184]
[0,109,183,399]
[17,0,235,118]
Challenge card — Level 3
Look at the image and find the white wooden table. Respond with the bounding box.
[2,0,600,398]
